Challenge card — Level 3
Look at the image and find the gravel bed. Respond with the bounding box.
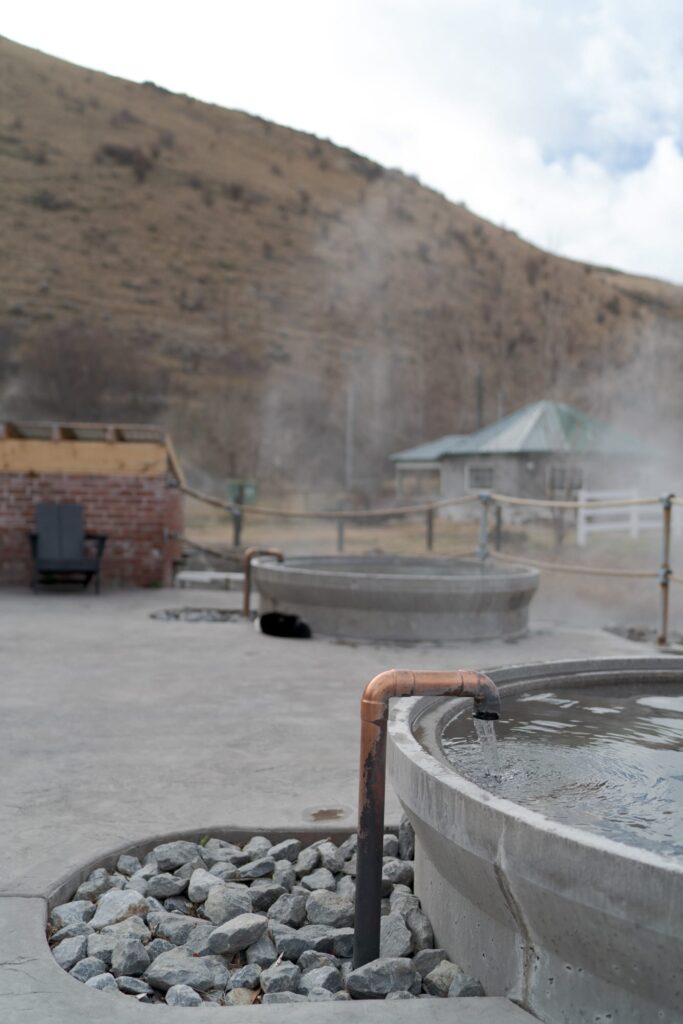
[48,822,485,1006]
[150,608,241,623]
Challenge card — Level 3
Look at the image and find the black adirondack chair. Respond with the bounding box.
[29,503,107,593]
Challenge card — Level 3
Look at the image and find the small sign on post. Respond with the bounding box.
[226,479,257,505]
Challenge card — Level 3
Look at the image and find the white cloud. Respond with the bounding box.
[3,0,682,281]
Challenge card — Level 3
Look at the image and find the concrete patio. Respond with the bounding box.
[0,586,654,1022]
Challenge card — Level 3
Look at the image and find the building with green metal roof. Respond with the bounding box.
[390,400,649,507]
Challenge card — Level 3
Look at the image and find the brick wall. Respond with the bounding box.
[0,473,184,587]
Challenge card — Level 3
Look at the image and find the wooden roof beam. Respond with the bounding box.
[51,424,77,441]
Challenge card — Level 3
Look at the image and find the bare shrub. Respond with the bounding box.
[157,129,175,149]
[16,322,168,422]
[110,108,141,128]
[347,154,384,182]
[28,190,73,212]
[96,144,155,182]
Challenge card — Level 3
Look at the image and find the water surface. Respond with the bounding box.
[442,683,683,858]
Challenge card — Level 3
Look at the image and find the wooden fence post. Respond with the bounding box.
[425,508,434,551]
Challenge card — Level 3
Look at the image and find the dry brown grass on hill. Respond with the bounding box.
[1,36,682,493]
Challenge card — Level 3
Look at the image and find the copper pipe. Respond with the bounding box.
[242,547,284,618]
[353,668,499,969]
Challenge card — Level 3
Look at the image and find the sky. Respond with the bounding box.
[4,0,682,283]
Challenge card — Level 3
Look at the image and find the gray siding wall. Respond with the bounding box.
[438,453,650,520]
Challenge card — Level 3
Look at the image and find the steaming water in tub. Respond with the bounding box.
[442,682,683,858]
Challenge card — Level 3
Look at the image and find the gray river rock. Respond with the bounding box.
[380,913,413,958]
[50,900,95,930]
[145,948,217,992]
[260,961,301,993]
[146,873,188,899]
[267,892,307,927]
[202,884,252,925]
[52,936,87,971]
[245,931,278,967]
[69,956,108,982]
[346,957,419,998]
[90,890,149,930]
[165,983,203,1006]
[152,841,202,872]
[423,959,468,997]
[298,965,343,994]
[85,972,118,991]
[208,913,268,954]
[305,890,354,927]
[110,937,150,977]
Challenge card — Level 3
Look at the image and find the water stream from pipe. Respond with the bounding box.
[473,716,501,779]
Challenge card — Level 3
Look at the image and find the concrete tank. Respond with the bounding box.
[252,555,539,642]
[388,657,683,1023]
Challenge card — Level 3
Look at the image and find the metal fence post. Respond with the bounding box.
[477,492,491,562]
[576,493,587,547]
[232,505,242,548]
[337,518,345,553]
[426,508,434,551]
[493,504,502,551]
[657,494,673,646]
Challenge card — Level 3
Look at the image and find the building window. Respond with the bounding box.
[548,465,583,493]
[466,464,495,491]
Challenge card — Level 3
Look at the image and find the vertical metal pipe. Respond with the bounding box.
[426,508,434,551]
[657,494,673,646]
[352,669,500,969]
[353,701,389,970]
[345,383,355,490]
[232,505,242,548]
[477,492,490,562]
[337,519,345,553]
[475,369,484,429]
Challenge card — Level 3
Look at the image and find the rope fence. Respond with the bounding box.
[492,550,658,579]
[182,485,679,644]
[490,492,660,510]
[182,485,478,520]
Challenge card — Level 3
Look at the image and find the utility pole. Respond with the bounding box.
[345,381,355,491]
[476,370,484,429]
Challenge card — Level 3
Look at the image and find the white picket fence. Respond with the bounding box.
[576,489,662,547]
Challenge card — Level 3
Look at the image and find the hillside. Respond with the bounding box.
[1,36,682,494]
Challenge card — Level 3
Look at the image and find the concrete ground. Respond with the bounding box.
[0,586,653,1022]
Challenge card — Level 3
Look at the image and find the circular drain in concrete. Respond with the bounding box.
[150,608,242,623]
[302,805,353,823]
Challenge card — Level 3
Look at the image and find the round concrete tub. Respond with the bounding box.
[252,555,539,642]
[388,656,683,1023]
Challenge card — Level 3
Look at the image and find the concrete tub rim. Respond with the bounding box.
[252,554,539,588]
[389,655,683,875]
